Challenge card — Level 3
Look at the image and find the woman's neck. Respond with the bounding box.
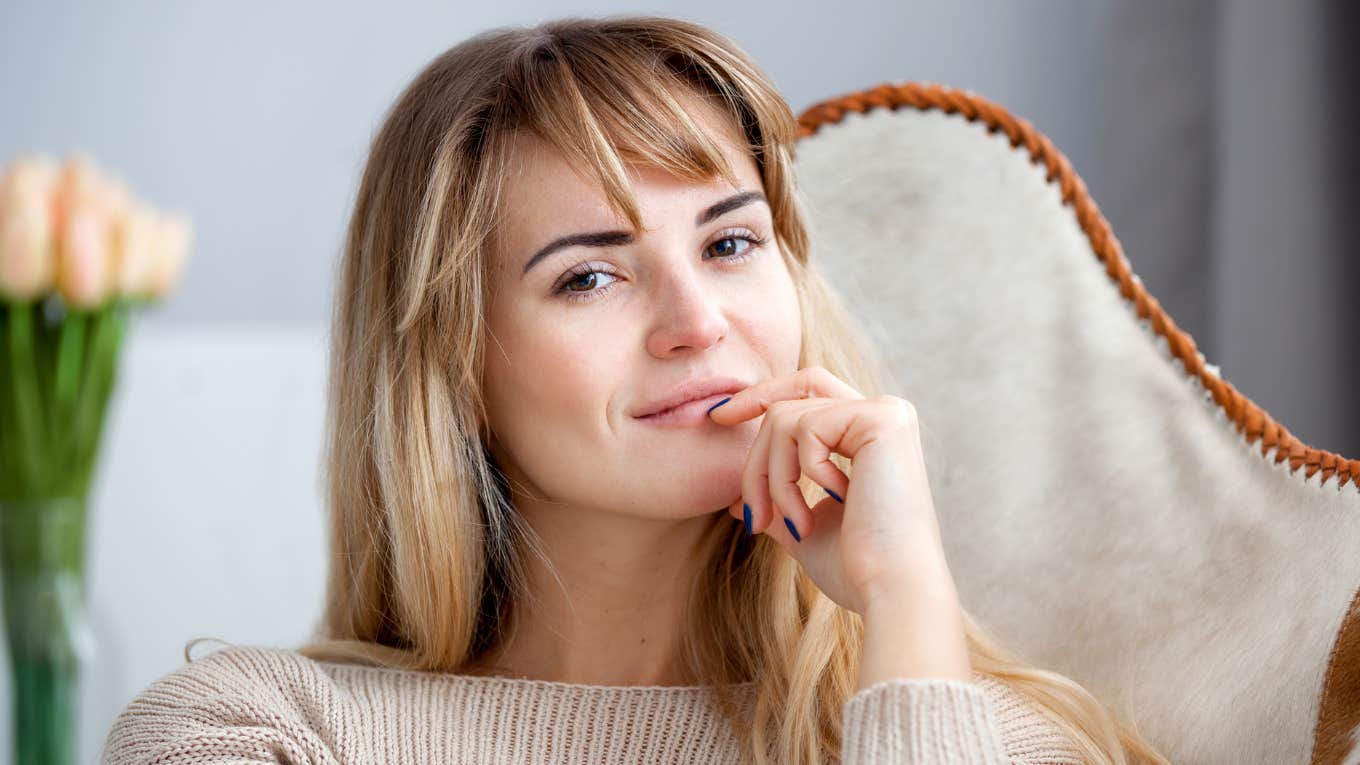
[472,495,726,687]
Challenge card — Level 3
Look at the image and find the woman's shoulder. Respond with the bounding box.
[187,639,325,676]
[101,641,353,765]
[970,672,1089,765]
[113,640,330,702]
[133,641,338,702]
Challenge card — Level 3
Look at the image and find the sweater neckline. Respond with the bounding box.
[447,673,759,693]
[321,659,760,694]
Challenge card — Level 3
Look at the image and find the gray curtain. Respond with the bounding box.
[1093,0,1358,461]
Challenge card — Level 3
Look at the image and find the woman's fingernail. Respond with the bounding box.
[783,517,802,542]
[742,503,752,536]
[706,396,732,415]
[823,487,843,503]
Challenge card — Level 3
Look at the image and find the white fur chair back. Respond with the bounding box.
[793,82,1360,765]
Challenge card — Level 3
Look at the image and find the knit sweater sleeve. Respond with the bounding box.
[100,645,350,765]
[841,675,1086,764]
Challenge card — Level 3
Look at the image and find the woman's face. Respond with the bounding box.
[482,93,803,521]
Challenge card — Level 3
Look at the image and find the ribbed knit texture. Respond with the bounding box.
[100,644,1086,764]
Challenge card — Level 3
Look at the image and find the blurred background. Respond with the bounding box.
[2,0,1356,761]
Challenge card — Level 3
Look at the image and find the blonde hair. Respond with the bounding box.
[267,14,1171,764]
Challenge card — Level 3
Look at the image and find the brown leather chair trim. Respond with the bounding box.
[793,81,1360,765]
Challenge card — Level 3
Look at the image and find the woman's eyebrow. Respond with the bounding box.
[694,189,767,226]
[520,190,769,277]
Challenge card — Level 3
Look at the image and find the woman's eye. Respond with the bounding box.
[707,234,758,259]
[561,270,617,295]
[553,229,767,303]
[706,227,770,261]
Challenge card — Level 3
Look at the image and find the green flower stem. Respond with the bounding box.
[7,301,45,494]
[71,303,124,504]
[0,308,12,497]
[51,309,87,486]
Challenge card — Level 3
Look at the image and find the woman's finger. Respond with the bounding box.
[793,404,852,504]
[708,366,864,427]
[770,401,864,541]
[766,402,822,540]
[738,397,782,535]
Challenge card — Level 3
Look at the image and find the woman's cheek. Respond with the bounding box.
[742,307,802,378]
[532,332,612,411]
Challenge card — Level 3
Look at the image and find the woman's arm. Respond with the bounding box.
[856,541,972,690]
[843,550,1013,764]
[841,675,1012,764]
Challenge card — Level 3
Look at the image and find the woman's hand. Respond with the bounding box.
[707,366,972,683]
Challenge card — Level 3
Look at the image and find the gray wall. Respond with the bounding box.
[1212,0,1359,461]
[1092,0,1358,461]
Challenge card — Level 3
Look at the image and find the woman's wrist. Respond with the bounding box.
[855,550,973,691]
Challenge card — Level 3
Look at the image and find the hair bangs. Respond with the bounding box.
[507,34,745,232]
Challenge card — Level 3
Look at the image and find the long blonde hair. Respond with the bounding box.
[274,14,1171,764]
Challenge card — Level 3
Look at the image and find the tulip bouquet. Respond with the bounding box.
[0,151,190,765]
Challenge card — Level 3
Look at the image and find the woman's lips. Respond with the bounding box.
[634,393,732,427]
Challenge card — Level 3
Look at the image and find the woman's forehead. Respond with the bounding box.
[504,85,750,181]
[500,122,758,217]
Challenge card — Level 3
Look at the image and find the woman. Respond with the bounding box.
[103,15,1173,765]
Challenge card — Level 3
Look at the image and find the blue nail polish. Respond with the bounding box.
[742,503,752,536]
[706,396,732,415]
[823,487,843,503]
[783,517,802,542]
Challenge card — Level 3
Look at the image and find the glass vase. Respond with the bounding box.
[0,496,95,765]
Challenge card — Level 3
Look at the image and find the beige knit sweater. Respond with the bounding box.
[100,643,1087,763]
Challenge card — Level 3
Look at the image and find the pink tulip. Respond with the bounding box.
[0,154,60,301]
[5,150,192,306]
[52,152,100,225]
[53,153,126,310]
[145,211,191,300]
[112,200,158,299]
[58,205,111,309]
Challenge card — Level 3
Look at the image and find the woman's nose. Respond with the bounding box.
[644,269,728,358]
